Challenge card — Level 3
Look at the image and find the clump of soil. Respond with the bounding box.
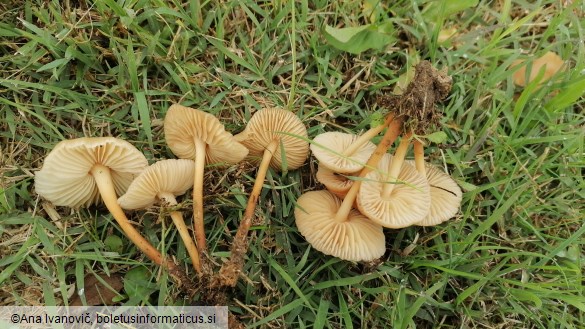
[378,60,452,134]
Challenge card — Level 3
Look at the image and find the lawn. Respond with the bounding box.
[1,0,584,328]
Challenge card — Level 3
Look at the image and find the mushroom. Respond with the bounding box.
[234,108,309,170]
[118,159,201,273]
[315,164,358,199]
[310,132,377,173]
[294,115,403,260]
[357,153,430,228]
[405,160,463,226]
[511,51,564,87]
[35,137,194,289]
[295,190,384,261]
[218,108,309,286]
[310,115,395,173]
[164,104,249,253]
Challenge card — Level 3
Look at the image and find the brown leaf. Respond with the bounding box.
[70,273,124,306]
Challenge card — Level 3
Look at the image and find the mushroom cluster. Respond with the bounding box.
[34,104,309,292]
[295,61,463,261]
[33,61,460,296]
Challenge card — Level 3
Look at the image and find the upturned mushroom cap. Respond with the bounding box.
[406,161,462,226]
[118,159,196,210]
[512,51,564,87]
[35,137,148,208]
[315,165,357,199]
[357,154,430,228]
[310,132,376,174]
[164,104,249,164]
[234,108,309,170]
[295,190,385,262]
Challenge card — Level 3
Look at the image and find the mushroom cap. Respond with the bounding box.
[234,108,309,170]
[406,161,462,226]
[295,190,385,262]
[164,104,249,164]
[512,51,564,87]
[357,154,430,228]
[310,132,376,174]
[315,164,357,199]
[118,159,196,210]
[35,137,148,208]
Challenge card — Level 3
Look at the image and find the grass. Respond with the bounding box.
[1,0,584,327]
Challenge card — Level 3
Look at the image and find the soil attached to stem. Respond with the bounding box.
[378,60,452,134]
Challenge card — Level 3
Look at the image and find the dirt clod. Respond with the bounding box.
[378,60,452,134]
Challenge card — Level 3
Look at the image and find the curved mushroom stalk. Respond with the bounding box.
[160,192,202,273]
[217,108,309,287]
[380,132,412,197]
[218,139,279,286]
[192,137,207,252]
[413,139,427,176]
[117,159,203,274]
[92,165,166,265]
[164,104,249,256]
[35,138,197,295]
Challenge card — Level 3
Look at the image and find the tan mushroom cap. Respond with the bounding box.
[35,137,148,208]
[295,190,385,262]
[310,132,376,174]
[357,154,430,228]
[234,108,309,170]
[315,164,357,199]
[118,159,196,210]
[406,161,462,226]
[512,51,564,87]
[164,104,249,164]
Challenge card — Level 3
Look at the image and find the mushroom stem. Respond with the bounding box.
[159,192,202,274]
[334,116,402,222]
[341,115,395,157]
[381,133,411,198]
[90,165,197,294]
[193,136,207,252]
[92,165,165,265]
[217,138,279,287]
[413,138,427,176]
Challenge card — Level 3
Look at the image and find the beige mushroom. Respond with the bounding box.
[234,107,309,170]
[311,132,377,173]
[357,154,430,228]
[295,190,385,261]
[315,164,357,199]
[35,137,194,289]
[512,51,565,87]
[405,160,462,226]
[218,108,309,287]
[118,159,201,273]
[310,115,396,173]
[294,115,403,260]
[164,104,249,253]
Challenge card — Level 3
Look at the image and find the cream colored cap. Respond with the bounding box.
[235,108,309,170]
[35,137,148,208]
[310,132,376,174]
[164,104,249,164]
[118,159,196,210]
[315,164,357,199]
[406,161,462,226]
[357,154,430,228]
[295,190,385,262]
[512,51,564,87]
